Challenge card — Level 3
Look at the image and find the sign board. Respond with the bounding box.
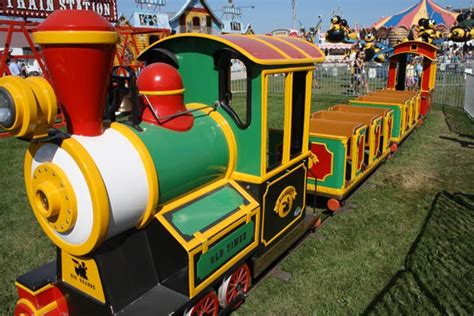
[0,0,118,22]
[132,11,170,29]
[222,20,243,34]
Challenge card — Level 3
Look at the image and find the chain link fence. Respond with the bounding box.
[231,62,470,108]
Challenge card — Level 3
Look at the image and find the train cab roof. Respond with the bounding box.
[390,40,438,61]
[138,33,325,67]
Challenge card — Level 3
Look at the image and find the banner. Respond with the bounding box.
[0,0,117,21]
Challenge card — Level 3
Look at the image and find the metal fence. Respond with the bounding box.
[231,62,470,108]
[434,63,469,108]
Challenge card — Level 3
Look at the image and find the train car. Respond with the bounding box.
[386,41,437,117]
[0,10,327,315]
[306,40,437,210]
[350,91,419,144]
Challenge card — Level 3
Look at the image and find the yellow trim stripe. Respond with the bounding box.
[111,123,159,229]
[140,88,185,96]
[244,35,291,59]
[302,71,312,149]
[263,35,312,58]
[15,282,53,296]
[309,132,348,142]
[16,298,58,315]
[33,31,119,44]
[139,33,325,66]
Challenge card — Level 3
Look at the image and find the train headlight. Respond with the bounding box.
[0,76,57,138]
[0,87,15,128]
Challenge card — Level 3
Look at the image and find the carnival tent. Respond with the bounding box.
[373,0,458,29]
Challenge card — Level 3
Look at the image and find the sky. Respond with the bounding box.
[116,0,471,33]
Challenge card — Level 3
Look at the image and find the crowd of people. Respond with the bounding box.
[338,41,473,95]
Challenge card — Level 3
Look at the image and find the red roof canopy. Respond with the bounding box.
[143,33,325,65]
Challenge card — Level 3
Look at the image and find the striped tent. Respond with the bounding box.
[373,0,458,29]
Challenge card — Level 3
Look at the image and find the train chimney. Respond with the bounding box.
[33,10,118,136]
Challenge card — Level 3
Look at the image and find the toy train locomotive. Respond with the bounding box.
[0,11,436,315]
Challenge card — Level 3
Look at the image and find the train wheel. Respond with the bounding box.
[418,118,424,126]
[218,264,251,309]
[185,291,219,316]
[314,217,322,229]
[327,199,340,212]
[390,143,398,153]
[14,284,68,316]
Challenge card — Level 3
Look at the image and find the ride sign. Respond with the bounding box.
[0,0,117,21]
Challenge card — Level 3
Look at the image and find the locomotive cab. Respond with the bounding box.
[139,33,325,275]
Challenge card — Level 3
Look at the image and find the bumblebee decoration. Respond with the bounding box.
[449,11,474,42]
[361,32,386,63]
[325,15,345,42]
[417,18,441,44]
[325,15,358,43]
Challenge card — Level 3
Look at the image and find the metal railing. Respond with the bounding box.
[434,63,470,108]
[231,62,470,108]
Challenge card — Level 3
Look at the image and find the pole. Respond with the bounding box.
[292,0,296,30]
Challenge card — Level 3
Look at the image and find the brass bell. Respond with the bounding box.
[117,94,133,113]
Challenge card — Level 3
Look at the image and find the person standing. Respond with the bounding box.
[414,58,423,90]
[20,63,28,77]
[7,54,21,76]
[353,51,366,96]
[405,59,416,91]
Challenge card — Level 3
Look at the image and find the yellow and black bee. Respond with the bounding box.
[418,18,441,44]
[325,15,346,42]
[450,11,474,42]
[362,32,385,62]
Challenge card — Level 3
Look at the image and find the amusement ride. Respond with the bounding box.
[0,0,464,314]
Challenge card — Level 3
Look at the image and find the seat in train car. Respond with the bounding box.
[328,104,394,154]
[356,95,414,132]
[311,111,383,165]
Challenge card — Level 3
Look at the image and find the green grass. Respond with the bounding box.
[442,106,474,137]
[0,139,55,314]
[365,191,474,314]
[237,102,474,315]
[0,96,473,314]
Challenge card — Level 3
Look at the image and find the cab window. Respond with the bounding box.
[215,50,251,128]
[266,73,287,171]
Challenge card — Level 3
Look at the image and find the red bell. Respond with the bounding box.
[137,63,193,131]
